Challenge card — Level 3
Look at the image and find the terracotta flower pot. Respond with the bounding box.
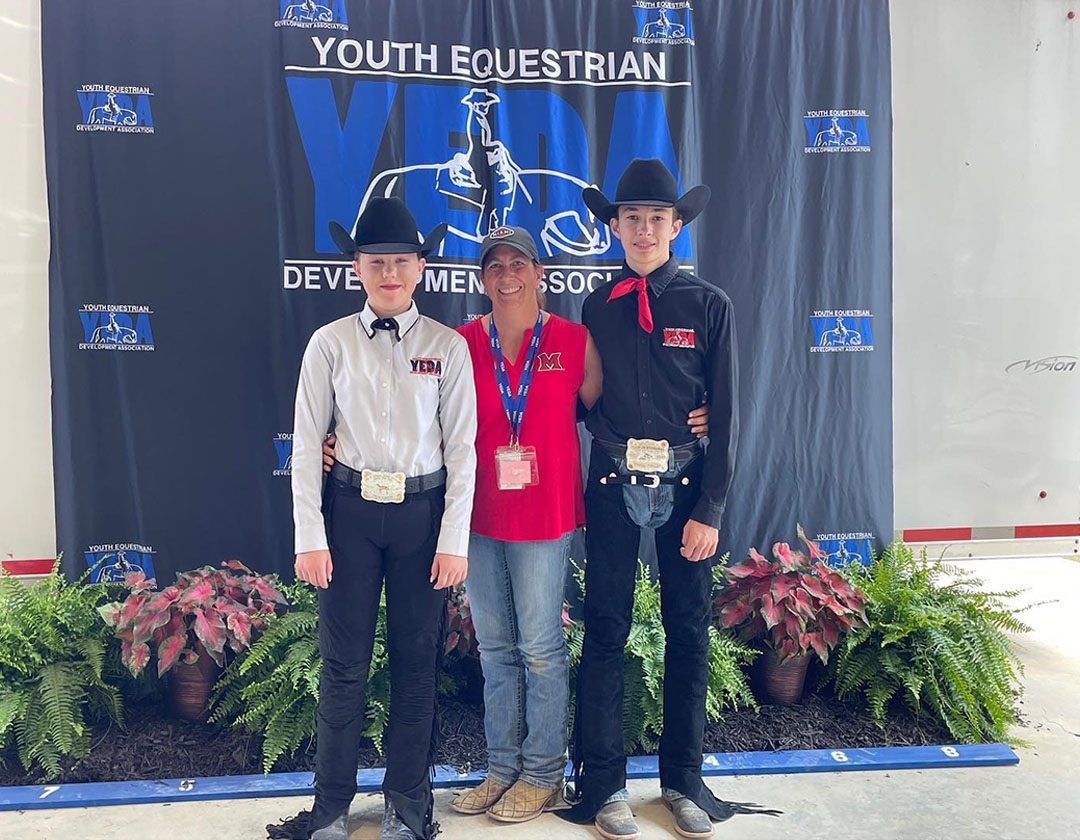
[167,641,222,721]
[762,648,810,706]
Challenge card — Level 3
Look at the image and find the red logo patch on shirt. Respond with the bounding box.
[663,328,696,348]
[410,357,443,377]
[536,352,564,372]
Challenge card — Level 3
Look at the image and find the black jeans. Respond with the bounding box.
[307,478,447,839]
[564,442,728,823]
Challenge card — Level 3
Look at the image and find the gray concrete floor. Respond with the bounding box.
[3,557,1078,839]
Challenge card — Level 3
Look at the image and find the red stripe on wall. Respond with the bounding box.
[903,525,1080,542]
[902,528,973,542]
[1,559,56,575]
[1014,524,1080,539]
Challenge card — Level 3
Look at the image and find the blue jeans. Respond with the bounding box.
[607,449,679,530]
[466,532,572,788]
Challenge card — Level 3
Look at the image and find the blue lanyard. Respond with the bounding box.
[489,311,544,446]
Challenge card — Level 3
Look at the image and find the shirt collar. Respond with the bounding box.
[359,300,420,339]
[619,253,679,296]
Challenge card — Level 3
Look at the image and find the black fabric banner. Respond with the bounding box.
[43,0,892,584]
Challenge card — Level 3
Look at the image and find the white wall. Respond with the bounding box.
[0,1,54,560]
[892,0,1080,530]
[1,1,1077,558]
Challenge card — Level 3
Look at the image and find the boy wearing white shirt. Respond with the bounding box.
[291,197,477,840]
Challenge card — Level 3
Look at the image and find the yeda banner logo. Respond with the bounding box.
[77,85,154,134]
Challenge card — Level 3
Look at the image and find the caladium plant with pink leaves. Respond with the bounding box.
[444,583,478,657]
[713,525,868,664]
[99,560,287,677]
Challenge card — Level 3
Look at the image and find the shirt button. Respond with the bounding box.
[381,411,387,417]
[641,392,648,398]
[381,382,388,388]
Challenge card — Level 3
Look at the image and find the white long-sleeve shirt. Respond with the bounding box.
[291,301,477,557]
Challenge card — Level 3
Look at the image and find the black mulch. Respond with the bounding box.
[0,688,958,789]
[1,679,972,840]
[700,693,952,753]
[0,699,487,787]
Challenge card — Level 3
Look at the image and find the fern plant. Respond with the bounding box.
[0,560,125,780]
[208,579,392,773]
[567,560,758,753]
[828,540,1030,743]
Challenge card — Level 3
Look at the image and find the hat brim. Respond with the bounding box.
[673,185,710,224]
[328,220,359,255]
[418,222,447,257]
[583,184,711,225]
[582,187,618,225]
[328,221,447,257]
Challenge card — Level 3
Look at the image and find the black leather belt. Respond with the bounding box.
[330,462,447,494]
[593,438,702,487]
[598,472,690,488]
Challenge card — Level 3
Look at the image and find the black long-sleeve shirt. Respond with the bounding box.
[582,255,739,530]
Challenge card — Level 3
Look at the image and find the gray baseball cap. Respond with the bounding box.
[479,226,540,266]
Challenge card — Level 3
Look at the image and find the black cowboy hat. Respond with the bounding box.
[328,196,447,257]
[582,158,710,225]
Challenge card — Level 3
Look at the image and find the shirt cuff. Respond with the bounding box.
[294,523,328,555]
[435,524,471,558]
[690,498,725,531]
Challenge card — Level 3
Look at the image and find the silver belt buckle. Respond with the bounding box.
[360,469,406,504]
[625,438,669,474]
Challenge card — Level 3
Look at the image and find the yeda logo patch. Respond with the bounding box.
[273,433,294,477]
[77,85,154,134]
[86,544,156,584]
[803,110,871,154]
[410,357,443,376]
[276,0,348,30]
[79,305,155,351]
[632,3,695,46]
